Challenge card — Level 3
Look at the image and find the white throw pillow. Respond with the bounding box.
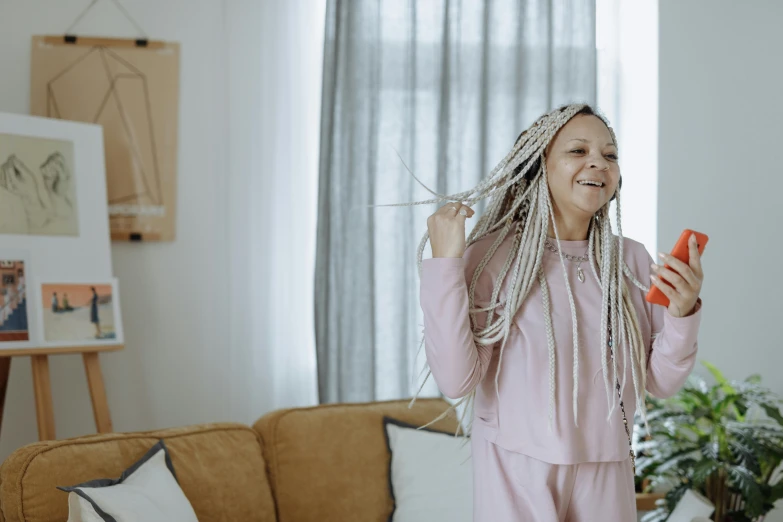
[384,417,472,522]
[58,440,198,522]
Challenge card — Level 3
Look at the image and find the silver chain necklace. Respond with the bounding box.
[544,239,589,283]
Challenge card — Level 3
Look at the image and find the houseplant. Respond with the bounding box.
[635,361,783,522]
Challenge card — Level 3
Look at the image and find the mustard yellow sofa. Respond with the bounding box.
[0,398,457,522]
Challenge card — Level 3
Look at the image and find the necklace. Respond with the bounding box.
[544,239,589,283]
[609,333,636,474]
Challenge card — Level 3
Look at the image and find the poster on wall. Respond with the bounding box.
[0,132,78,237]
[29,35,180,242]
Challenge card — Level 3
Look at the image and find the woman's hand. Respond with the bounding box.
[650,233,704,318]
[427,203,475,258]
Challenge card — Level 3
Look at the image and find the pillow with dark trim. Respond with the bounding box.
[382,416,472,522]
[58,440,198,522]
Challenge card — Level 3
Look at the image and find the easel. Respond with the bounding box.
[0,345,122,440]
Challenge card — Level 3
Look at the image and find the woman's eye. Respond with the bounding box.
[570,149,585,154]
[606,154,619,160]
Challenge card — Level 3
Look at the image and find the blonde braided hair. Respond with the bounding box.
[383,103,652,435]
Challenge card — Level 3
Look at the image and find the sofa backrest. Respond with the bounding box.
[0,423,276,522]
[253,398,457,522]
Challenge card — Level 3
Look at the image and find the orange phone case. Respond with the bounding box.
[645,229,709,307]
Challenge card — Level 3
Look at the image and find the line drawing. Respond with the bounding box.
[0,143,78,236]
[45,46,163,207]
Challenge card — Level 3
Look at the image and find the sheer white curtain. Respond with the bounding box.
[224,0,325,423]
[315,0,597,404]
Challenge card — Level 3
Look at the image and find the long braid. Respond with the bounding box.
[539,267,556,432]
[395,103,652,434]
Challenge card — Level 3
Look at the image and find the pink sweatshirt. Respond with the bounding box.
[420,230,702,464]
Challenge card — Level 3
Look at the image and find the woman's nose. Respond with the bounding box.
[589,156,609,171]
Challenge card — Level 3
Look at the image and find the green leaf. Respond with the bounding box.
[691,459,719,485]
[703,360,727,384]
[717,394,741,417]
[769,480,783,504]
[761,404,783,426]
[729,440,761,475]
[746,374,762,384]
[703,360,737,394]
[728,465,764,517]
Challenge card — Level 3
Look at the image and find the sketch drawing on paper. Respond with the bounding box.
[45,46,163,209]
[0,133,78,236]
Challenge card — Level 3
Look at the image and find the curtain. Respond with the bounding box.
[226,0,325,423]
[315,0,597,404]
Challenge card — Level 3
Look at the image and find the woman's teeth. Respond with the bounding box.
[578,180,604,187]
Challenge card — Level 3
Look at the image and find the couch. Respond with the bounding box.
[0,398,458,522]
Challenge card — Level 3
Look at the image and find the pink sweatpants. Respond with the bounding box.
[472,434,637,521]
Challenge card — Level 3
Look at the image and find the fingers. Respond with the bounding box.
[651,264,689,294]
[649,274,677,301]
[688,234,704,280]
[438,202,475,218]
[657,251,700,288]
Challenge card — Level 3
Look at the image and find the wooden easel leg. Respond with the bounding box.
[0,357,10,437]
[83,352,112,433]
[31,355,56,440]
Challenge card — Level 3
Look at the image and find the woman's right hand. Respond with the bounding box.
[427,203,475,258]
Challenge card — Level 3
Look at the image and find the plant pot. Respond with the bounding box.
[720,491,767,522]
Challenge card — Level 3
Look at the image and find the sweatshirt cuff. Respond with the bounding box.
[657,299,703,358]
[422,257,466,274]
[664,298,703,328]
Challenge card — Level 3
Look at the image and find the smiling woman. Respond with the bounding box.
[544,112,622,240]
[414,103,704,520]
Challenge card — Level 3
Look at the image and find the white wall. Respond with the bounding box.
[0,0,324,461]
[659,2,783,517]
[659,0,783,390]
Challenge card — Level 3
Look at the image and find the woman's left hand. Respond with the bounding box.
[650,233,704,318]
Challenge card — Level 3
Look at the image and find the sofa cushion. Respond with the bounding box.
[58,440,198,522]
[383,417,472,522]
[253,398,458,522]
[0,423,276,522]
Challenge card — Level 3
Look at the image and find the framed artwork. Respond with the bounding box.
[38,278,123,347]
[0,132,78,236]
[30,36,180,242]
[0,251,31,349]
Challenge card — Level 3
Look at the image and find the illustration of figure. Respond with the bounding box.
[51,291,59,313]
[90,287,101,338]
[0,155,54,231]
[0,151,77,236]
[16,269,24,295]
[0,289,7,325]
[40,152,74,219]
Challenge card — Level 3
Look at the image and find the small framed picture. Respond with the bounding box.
[38,278,123,347]
[0,251,32,350]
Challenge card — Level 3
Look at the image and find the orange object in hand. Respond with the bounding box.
[645,229,709,307]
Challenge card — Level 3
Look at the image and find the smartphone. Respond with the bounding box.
[645,229,709,307]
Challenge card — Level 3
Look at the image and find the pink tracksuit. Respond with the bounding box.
[420,231,702,521]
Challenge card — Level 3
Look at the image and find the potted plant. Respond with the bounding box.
[635,361,783,522]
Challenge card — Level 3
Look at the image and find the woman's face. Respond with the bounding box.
[544,114,620,220]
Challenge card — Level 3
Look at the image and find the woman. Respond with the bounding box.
[418,104,703,520]
[90,287,102,338]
